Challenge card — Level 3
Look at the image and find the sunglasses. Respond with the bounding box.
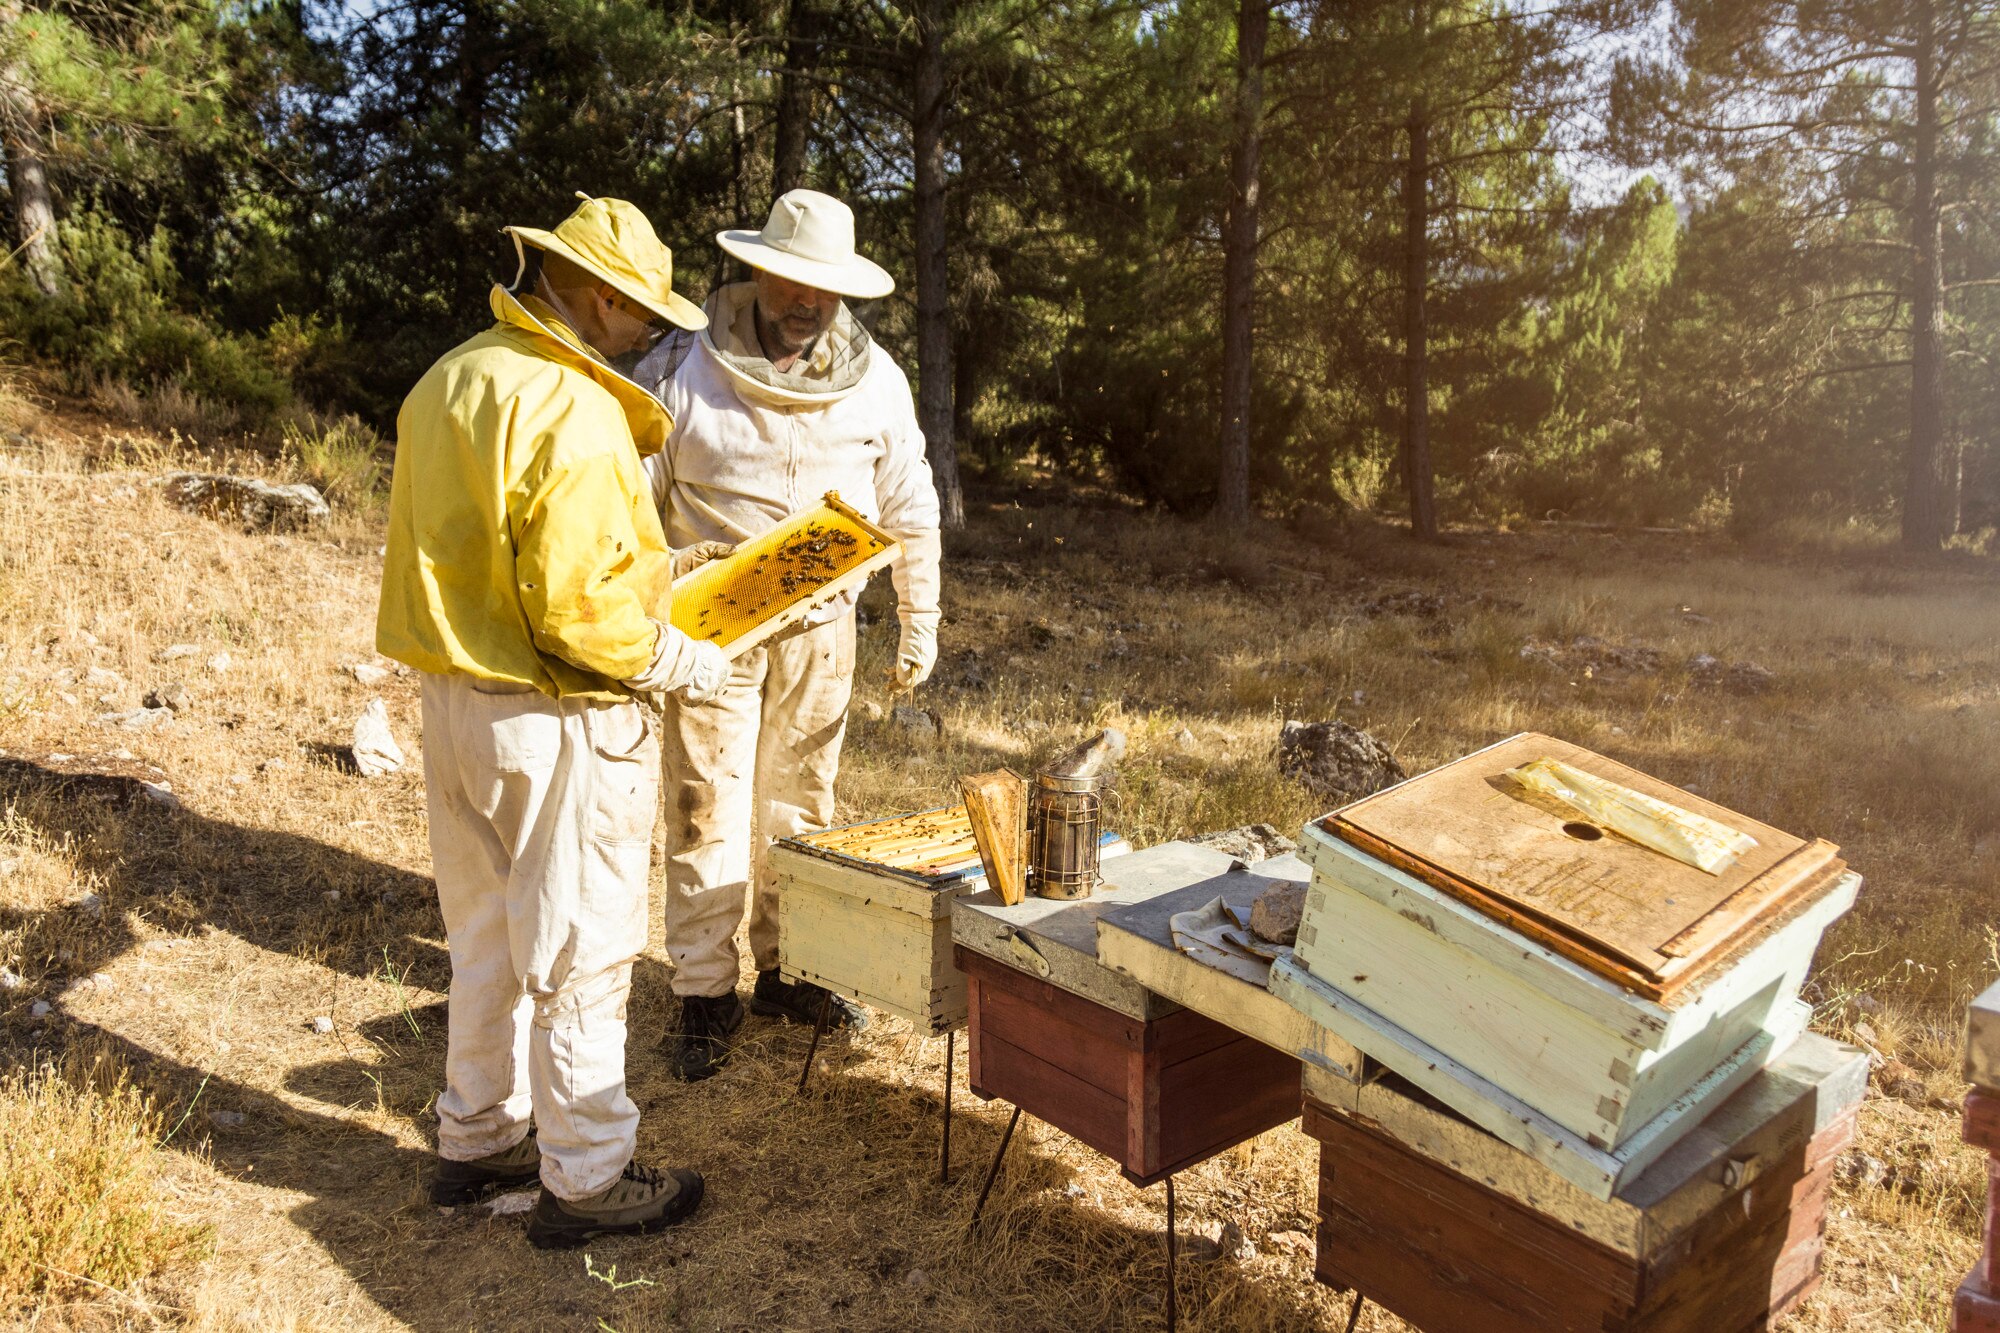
[603,288,674,345]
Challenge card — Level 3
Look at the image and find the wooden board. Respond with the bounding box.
[1268,954,1809,1199]
[1328,732,1840,991]
[1306,1092,1850,1333]
[960,769,1027,906]
[959,944,1300,1186]
[1093,856,1364,1085]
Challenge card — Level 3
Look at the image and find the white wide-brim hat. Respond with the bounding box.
[717,189,895,300]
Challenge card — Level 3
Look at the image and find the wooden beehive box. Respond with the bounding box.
[669,492,900,657]
[952,841,1303,1184]
[1300,1032,1863,1333]
[1275,732,1857,1197]
[771,806,987,1034]
[956,945,1300,1185]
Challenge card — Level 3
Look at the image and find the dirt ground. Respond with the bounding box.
[2,389,1997,1331]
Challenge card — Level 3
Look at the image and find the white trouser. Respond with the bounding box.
[661,614,854,997]
[421,672,658,1200]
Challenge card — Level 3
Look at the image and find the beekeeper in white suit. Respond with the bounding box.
[636,189,942,1081]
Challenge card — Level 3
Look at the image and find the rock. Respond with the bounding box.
[208,1110,247,1129]
[1268,1229,1312,1256]
[482,1189,537,1217]
[1174,727,1196,750]
[84,666,124,689]
[351,700,405,777]
[1849,993,1883,1016]
[1277,720,1406,802]
[1215,1220,1256,1262]
[346,663,390,687]
[0,967,21,992]
[139,781,181,811]
[29,999,51,1018]
[99,706,174,730]
[1187,823,1298,864]
[206,652,233,673]
[310,1016,335,1035]
[144,681,190,712]
[323,890,341,905]
[153,645,200,664]
[1836,1151,1888,1189]
[903,1269,931,1290]
[890,706,941,741]
[160,473,329,530]
[1688,653,1775,693]
[259,757,287,772]
[1249,880,1308,945]
[72,891,104,920]
[1520,635,1663,678]
[853,698,883,723]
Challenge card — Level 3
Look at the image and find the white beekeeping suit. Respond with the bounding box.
[636,189,942,1080]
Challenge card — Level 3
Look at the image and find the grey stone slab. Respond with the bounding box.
[1095,856,1310,952]
[951,841,1248,1019]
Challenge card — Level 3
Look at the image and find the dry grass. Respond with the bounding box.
[0,382,1995,1330]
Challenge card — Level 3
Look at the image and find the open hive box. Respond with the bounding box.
[771,806,987,1033]
[668,492,899,658]
[1269,732,1858,1200]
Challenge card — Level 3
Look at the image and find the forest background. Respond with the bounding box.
[1,0,1997,547]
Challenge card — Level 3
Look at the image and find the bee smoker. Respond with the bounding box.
[1026,728,1124,901]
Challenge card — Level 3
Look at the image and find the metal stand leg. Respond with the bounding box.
[1165,1174,1178,1333]
[796,990,833,1095]
[1344,1293,1366,1332]
[940,1030,955,1185]
[968,1105,1022,1227]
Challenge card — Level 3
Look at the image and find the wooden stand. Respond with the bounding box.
[1301,1034,1861,1333]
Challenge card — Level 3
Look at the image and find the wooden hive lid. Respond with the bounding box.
[786,804,985,884]
[1323,733,1846,1001]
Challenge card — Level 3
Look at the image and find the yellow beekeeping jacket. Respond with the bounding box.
[375,285,674,699]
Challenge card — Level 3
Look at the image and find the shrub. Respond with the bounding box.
[0,1060,210,1311]
[282,411,387,506]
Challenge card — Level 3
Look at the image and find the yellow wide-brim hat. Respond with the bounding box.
[717,189,894,300]
[504,193,707,331]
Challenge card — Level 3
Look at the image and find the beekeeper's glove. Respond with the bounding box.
[672,541,736,580]
[890,531,942,692]
[622,620,731,705]
[895,617,937,691]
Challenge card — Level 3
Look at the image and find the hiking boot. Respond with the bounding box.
[525,1160,705,1250]
[671,991,744,1083]
[750,969,870,1032]
[431,1128,540,1206]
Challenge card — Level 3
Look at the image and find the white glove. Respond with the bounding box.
[672,541,735,580]
[622,620,729,702]
[677,640,731,705]
[895,615,937,691]
[889,529,942,692]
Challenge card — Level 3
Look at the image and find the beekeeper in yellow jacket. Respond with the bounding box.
[632,189,942,1081]
[376,194,729,1249]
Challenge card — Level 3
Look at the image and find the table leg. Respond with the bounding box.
[1165,1174,1178,1333]
[969,1105,1023,1228]
[796,990,833,1095]
[941,1030,955,1185]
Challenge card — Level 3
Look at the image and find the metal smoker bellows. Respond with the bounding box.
[1026,728,1124,901]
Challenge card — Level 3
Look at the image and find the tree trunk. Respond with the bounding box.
[1401,103,1437,541]
[0,1,61,298]
[1903,0,1947,551]
[1215,0,1267,530]
[771,0,825,201]
[913,0,964,528]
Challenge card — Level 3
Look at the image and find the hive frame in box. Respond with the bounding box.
[1292,820,1859,1164]
[669,491,901,659]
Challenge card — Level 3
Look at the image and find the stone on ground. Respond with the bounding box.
[1185,823,1297,863]
[1277,719,1406,802]
[352,699,405,777]
[161,472,330,529]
